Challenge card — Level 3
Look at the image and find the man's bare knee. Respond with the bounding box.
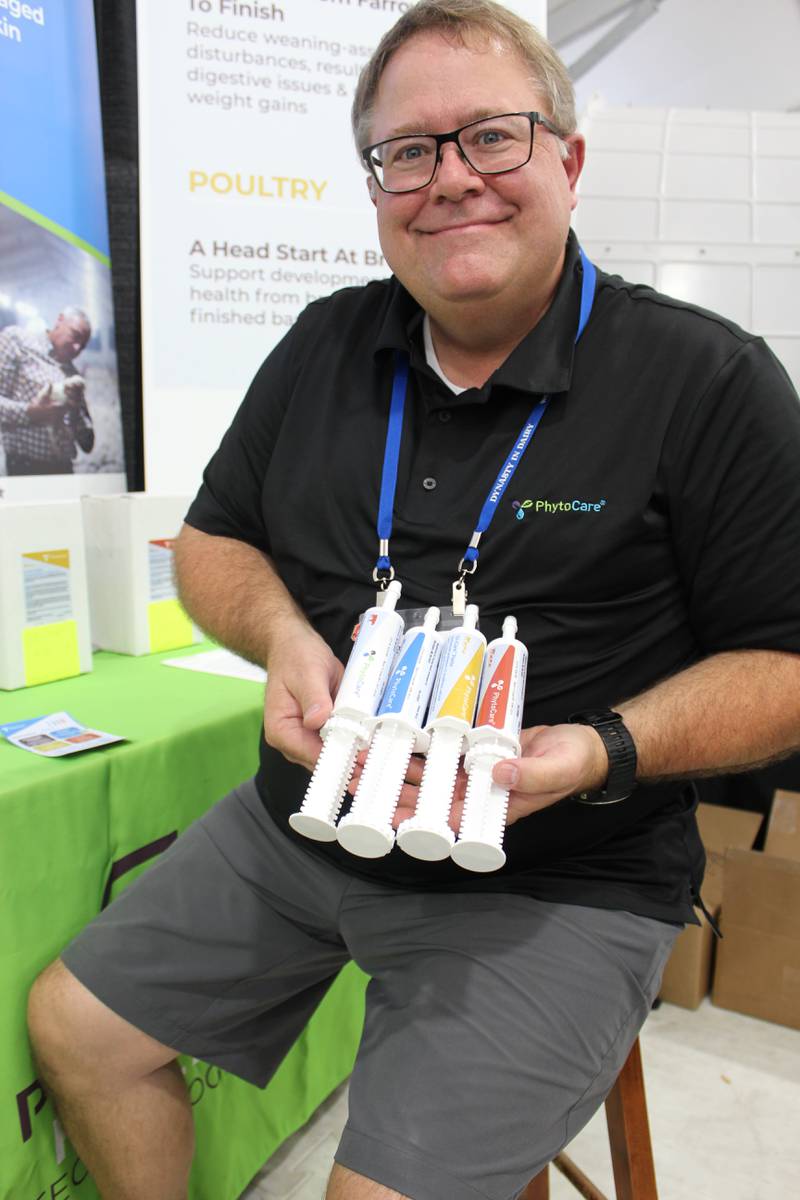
[28,958,181,1089]
[326,1163,409,1199]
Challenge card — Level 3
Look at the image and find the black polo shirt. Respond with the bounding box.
[186,233,800,924]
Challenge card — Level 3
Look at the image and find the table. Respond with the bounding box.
[0,645,367,1200]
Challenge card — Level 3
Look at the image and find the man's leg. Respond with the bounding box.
[331,893,678,1200]
[28,959,193,1200]
[327,1163,409,1199]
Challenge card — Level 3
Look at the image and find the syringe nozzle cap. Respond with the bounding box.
[382,579,403,611]
[424,606,441,630]
[502,615,518,641]
[463,604,479,630]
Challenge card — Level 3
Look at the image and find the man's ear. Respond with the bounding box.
[366,175,378,206]
[563,134,585,212]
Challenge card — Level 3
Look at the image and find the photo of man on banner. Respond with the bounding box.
[0,306,94,476]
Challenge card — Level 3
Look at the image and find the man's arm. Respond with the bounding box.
[0,382,72,430]
[0,397,31,428]
[63,378,94,453]
[489,648,800,824]
[174,523,344,769]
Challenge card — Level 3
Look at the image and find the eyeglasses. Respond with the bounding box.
[361,111,562,194]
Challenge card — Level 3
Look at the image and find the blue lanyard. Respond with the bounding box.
[374,248,597,589]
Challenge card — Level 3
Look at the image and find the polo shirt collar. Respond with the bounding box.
[373,230,584,398]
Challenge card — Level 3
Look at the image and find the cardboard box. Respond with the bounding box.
[658,908,719,1010]
[81,494,201,655]
[764,790,800,861]
[659,803,762,1009]
[713,792,800,1030]
[0,501,93,689]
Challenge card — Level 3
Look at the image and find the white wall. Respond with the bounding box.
[567,0,800,114]
[572,104,800,392]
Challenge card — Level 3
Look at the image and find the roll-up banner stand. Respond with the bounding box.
[137,0,546,495]
[0,0,127,500]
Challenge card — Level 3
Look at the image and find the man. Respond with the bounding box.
[27,3,800,1198]
[0,307,94,475]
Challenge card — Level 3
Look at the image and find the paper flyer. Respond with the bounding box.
[1,711,125,757]
[162,647,266,683]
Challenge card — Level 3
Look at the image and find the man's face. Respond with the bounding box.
[366,31,584,317]
[49,313,90,363]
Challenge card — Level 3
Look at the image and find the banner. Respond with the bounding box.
[137,0,546,494]
[0,0,127,500]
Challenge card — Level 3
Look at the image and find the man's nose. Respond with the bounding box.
[430,142,485,199]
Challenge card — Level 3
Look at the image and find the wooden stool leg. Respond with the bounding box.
[519,1165,549,1200]
[604,1038,658,1200]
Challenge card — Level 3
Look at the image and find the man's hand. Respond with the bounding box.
[27,384,66,425]
[490,723,609,824]
[263,629,345,771]
[62,377,86,403]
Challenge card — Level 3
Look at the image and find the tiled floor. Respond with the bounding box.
[240,998,800,1200]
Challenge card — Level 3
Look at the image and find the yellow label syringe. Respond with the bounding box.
[396,604,486,861]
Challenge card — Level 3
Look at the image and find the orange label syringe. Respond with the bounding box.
[396,604,486,861]
[289,580,404,842]
[451,615,528,872]
[336,606,442,859]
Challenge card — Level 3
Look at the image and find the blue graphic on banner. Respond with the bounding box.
[0,0,109,257]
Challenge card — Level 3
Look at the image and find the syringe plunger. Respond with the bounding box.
[395,724,461,860]
[336,723,416,857]
[451,748,510,871]
[288,716,367,842]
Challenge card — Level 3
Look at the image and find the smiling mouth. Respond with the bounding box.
[418,216,511,236]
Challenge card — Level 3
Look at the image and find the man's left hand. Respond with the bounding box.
[490,723,609,825]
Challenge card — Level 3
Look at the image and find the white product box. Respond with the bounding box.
[0,500,93,690]
[81,494,202,656]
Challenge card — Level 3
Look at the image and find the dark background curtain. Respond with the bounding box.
[93,0,143,490]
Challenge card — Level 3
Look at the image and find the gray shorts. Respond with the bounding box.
[61,779,678,1200]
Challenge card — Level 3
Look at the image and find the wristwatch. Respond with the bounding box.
[568,709,638,805]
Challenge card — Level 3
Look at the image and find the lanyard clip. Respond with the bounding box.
[374,539,395,604]
[451,576,467,615]
[452,544,478,616]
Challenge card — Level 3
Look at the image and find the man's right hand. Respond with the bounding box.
[263,629,345,771]
[28,384,66,425]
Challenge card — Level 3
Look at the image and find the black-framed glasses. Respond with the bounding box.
[361,111,562,194]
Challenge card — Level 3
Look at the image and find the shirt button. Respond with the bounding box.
[422,477,437,491]
[437,410,452,423]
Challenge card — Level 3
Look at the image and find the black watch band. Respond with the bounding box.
[568,709,637,805]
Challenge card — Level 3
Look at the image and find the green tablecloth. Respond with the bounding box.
[0,646,366,1200]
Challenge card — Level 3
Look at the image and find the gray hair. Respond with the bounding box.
[352,0,576,156]
[60,306,92,333]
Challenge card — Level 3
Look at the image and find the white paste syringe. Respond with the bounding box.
[451,615,528,872]
[336,606,442,858]
[396,604,486,861]
[288,580,404,842]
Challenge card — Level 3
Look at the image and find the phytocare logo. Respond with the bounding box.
[512,497,607,519]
